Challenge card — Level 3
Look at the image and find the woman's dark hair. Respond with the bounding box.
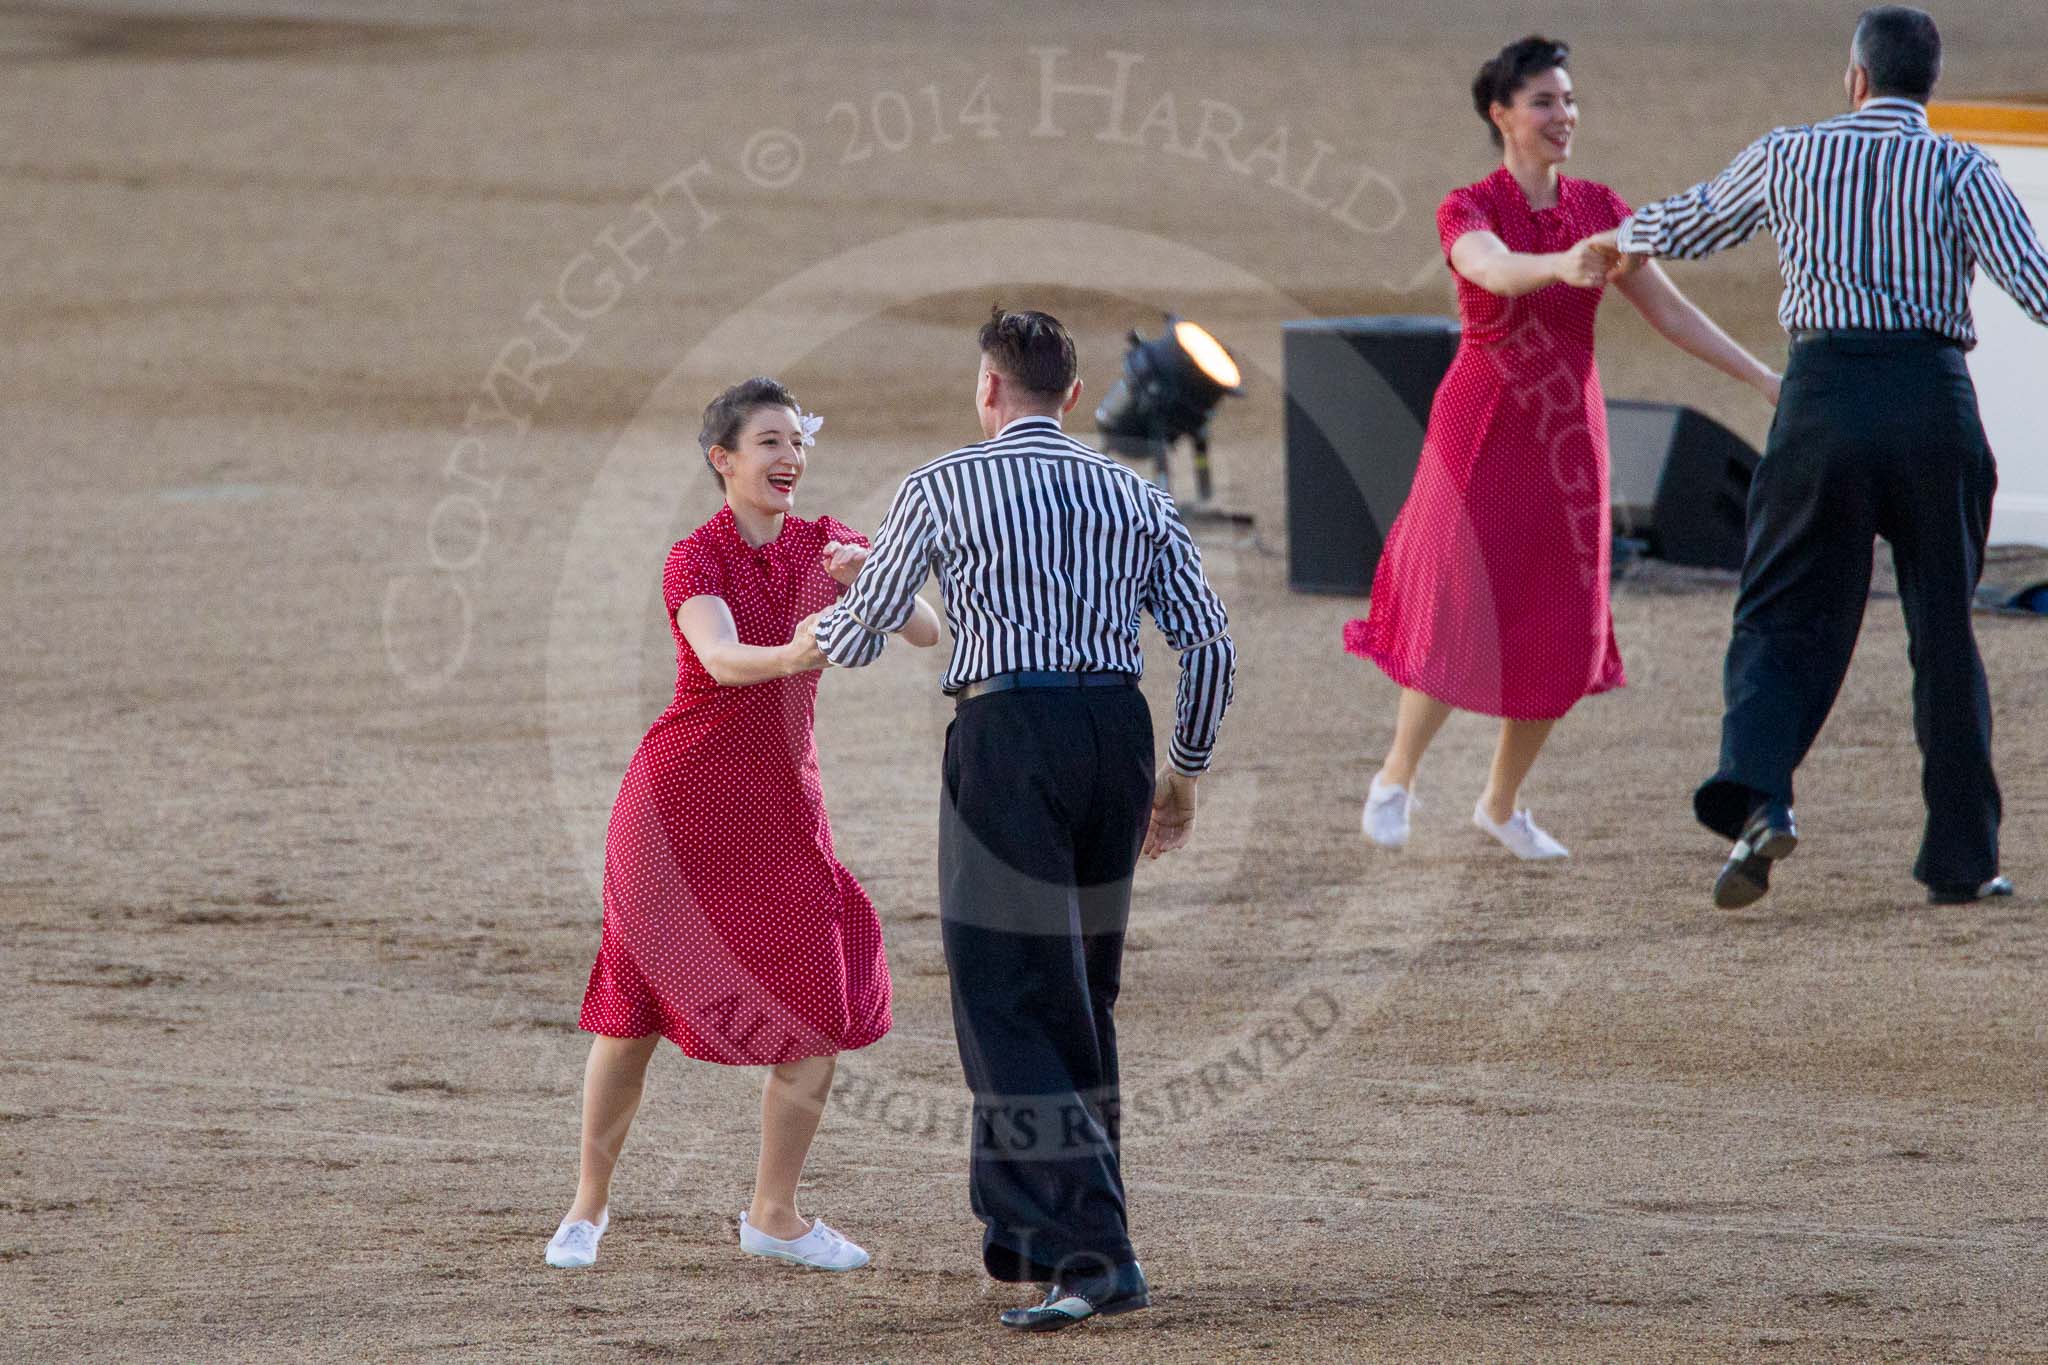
[697,376,798,486]
[1472,35,1571,148]
[978,305,1078,397]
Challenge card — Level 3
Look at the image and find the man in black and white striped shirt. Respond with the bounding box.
[1602,5,2047,909]
[815,307,1235,1330]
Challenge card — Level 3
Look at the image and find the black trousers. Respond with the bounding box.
[939,685,1154,1282]
[1695,331,2001,889]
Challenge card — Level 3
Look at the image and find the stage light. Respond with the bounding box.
[1093,315,1245,516]
[1173,319,1242,390]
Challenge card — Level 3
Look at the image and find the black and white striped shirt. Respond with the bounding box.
[814,415,1236,776]
[1616,97,2048,345]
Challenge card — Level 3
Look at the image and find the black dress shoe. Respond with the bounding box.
[998,1261,1150,1331]
[1929,875,2014,906]
[1713,801,1798,910]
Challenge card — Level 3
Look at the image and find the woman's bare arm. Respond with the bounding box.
[1613,262,1781,403]
[1450,229,1611,298]
[822,540,942,648]
[675,596,826,686]
[895,597,941,648]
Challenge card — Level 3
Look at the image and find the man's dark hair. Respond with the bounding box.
[977,305,1078,398]
[697,375,797,486]
[1854,6,1941,101]
[1472,35,1570,149]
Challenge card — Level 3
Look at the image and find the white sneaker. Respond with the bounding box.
[1363,774,1418,848]
[1473,803,1569,860]
[545,1210,608,1268]
[738,1212,871,1271]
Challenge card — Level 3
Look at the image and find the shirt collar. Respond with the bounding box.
[997,414,1063,438]
[712,501,790,557]
[1489,164,1567,217]
[710,502,740,544]
[1852,96,1929,124]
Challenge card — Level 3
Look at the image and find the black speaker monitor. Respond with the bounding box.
[1281,320,1761,592]
[1606,400,1759,571]
[1283,316,1460,595]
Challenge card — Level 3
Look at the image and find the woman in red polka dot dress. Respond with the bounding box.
[1346,36,1780,859]
[545,377,941,1274]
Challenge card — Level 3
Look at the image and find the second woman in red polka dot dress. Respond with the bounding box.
[544,377,941,1274]
[1347,35,1780,859]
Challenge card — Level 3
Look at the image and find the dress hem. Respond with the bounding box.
[1344,632,1624,722]
[578,1013,892,1067]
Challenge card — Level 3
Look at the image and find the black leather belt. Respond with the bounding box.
[1789,326,1960,348]
[954,669,1139,704]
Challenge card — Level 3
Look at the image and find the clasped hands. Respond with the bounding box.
[800,536,1203,859]
[821,540,867,586]
[784,542,869,672]
[1558,229,1647,288]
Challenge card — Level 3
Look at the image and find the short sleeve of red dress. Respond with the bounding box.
[815,515,870,552]
[662,539,722,621]
[1597,184,1631,233]
[1437,186,1496,262]
[793,515,871,618]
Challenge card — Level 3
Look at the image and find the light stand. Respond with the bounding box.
[1094,316,1258,532]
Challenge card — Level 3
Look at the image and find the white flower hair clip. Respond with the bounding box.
[797,410,824,447]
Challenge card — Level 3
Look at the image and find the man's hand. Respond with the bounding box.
[822,540,869,587]
[1582,228,1648,283]
[1553,235,1618,288]
[785,609,830,673]
[1756,370,1782,406]
[1605,252,1648,283]
[1141,768,1198,860]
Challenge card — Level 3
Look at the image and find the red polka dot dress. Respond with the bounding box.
[1345,166,1632,719]
[578,504,892,1065]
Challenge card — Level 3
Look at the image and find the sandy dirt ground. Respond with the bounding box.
[6,2,2048,1360]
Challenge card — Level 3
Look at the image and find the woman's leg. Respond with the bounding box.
[564,1033,661,1224]
[1480,718,1558,824]
[1379,687,1456,788]
[748,1052,838,1239]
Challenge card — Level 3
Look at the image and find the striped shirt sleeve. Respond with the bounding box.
[1616,132,1772,259]
[1956,152,2048,328]
[1141,487,1236,776]
[815,476,936,667]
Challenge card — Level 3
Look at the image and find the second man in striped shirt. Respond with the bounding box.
[1603,4,2046,908]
